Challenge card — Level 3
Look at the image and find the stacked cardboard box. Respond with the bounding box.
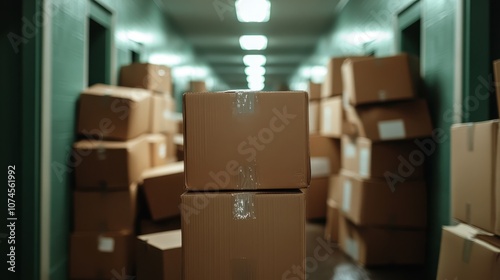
[181,91,310,279]
[332,54,433,266]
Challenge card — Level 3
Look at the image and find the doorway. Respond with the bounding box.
[87,1,112,86]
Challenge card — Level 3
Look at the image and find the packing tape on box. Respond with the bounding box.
[234,91,256,114]
[232,193,256,220]
[466,123,475,151]
[231,258,256,280]
[238,164,259,190]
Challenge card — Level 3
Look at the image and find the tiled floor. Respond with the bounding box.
[306,223,426,280]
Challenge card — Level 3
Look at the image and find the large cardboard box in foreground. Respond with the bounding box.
[77,84,151,140]
[342,54,418,106]
[321,56,372,98]
[140,162,184,221]
[69,231,134,279]
[136,230,182,280]
[183,91,310,190]
[339,171,426,228]
[119,63,172,94]
[73,136,150,189]
[451,120,500,235]
[181,190,306,280]
[344,99,433,141]
[73,183,137,232]
[339,216,426,266]
[436,224,500,280]
[320,96,344,138]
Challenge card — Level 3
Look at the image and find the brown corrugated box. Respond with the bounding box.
[320,96,344,138]
[308,81,321,100]
[189,80,207,92]
[140,162,185,221]
[73,135,150,189]
[77,84,152,141]
[183,91,310,190]
[146,134,176,167]
[341,136,425,179]
[310,135,341,175]
[139,217,181,235]
[321,56,372,98]
[324,198,340,243]
[309,100,320,134]
[339,171,426,228]
[181,190,306,280]
[339,215,426,266]
[306,177,329,219]
[342,54,418,106]
[344,99,433,141]
[69,230,135,279]
[136,230,182,280]
[451,120,500,235]
[436,224,500,280]
[150,94,178,134]
[327,174,341,203]
[73,183,137,232]
[119,63,172,94]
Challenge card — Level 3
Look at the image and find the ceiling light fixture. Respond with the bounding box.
[235,0,271,22]
[246,75,265,84]
[243,55,266,66]
[245,66,266,76]
[239,35,268,50]
[248,81,265,91]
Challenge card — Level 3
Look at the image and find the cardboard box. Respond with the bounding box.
[150,94,178,134]
[189,80,207,92]
[308,82,321,100]
[327,174,341,203]
[309,100,320,134]
[184,91,310,190]
[73,135,150,189]
[140,162,185,221]
[324,199,340,242]
[139,217,181,235]
[339,215,426,266]
[451,120,500,235]
[182,191,306,280]
[69,230,134,279]
[119,63,172,94]
[342,54,418,106]
[310,135,341,175]
[436,224,500,280]
[339,171,426,228]
[146,134,176,167]
[341,136,425,179]
[136,230,182,280]
[344,99,433,141]
[321,56,372,98]
[320,96,344,138]
[77,84,152,140]
[73,183,137,232]
[306,177,329,219]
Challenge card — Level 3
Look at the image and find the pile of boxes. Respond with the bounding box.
[318,54,434,266]
[181,91,310,279]
[69,63,184,279]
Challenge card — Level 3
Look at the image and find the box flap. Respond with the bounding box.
[137,229,182,250]
[83,83,151,101]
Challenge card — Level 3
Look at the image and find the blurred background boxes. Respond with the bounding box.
[119,63,173,94]
[136,230,182,280]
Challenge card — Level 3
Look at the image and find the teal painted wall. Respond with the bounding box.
[46,0,223,278]
[291,0,457,278]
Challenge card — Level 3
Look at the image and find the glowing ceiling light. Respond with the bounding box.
[148,54,182,66]
[245,66,266,76]
[239,35,268,50]
[247,75,265,84]
[248,82,265,91]
[243,55,266,66]
[235,0,271,23]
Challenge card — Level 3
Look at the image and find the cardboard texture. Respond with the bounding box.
[436,224,500,280]
[344,99,433,141]
[324,199,340,243]
[306,177,329,219]
[342,54,418,106]
[136,230,182,280]
[451,120,500,235]
[69,231,134,279]
[494,60,500,115]
[320,96,344,138]
[119,63,172,94]
[140,162,185,221]
[183,91,310,190]
[310,135,341,175]
[146,133,175,167]
[182,191,306,280]
[339,215,426,266]
[321,56,372,98]
[150,94,178,134]
[308,82,321,100]
[139,217,182,235]
[77,84,152,140]
[327,174,341,204]
[73,183,137,232]
[341,136,425,179]
[339,171,426,228]
[309,100,320,134]
[189,80,207,92]
[73,135,150,189]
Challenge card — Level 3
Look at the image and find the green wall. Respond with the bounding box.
[291,0,457,278]
[46,0,222,278]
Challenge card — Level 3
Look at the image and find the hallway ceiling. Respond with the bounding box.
[156,0,340,89]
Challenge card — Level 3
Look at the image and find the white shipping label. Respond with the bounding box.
[344,142,356,159]
[378,120,406,140]
[346,238,359,261]
[159,143,167,159]
[342,180,352,212]
[323,107,333,132]
[310,157,331,178]
[97,236,115,253]
[358,148,370,177]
